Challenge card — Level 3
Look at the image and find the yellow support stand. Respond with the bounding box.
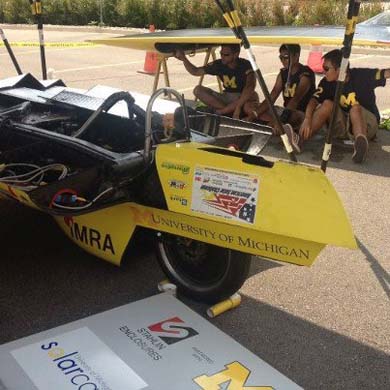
[152,47,222,99]
[207,293,241,318]
[157,279,177,294]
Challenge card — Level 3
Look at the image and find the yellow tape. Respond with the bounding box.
[0,42,96,48]
[35,2,42,15]
[223,12,235,29]
[345,16,358,35]
[231,10,242,27]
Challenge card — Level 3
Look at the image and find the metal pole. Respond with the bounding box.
[99,0,104,27]
[29,0,47,80]
[320,0,361,172]
[217,0,297,162]
[0,28,22,74]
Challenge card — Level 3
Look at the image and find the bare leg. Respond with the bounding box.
[310,100,334,134]
[349,104,369,163]
[193,86,225,110]
[349,104,367,138]
[241,93,261,121]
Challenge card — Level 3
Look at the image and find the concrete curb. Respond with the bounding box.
[0,23,149,35]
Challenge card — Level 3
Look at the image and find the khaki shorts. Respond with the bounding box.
[334,106,378,141]
[205,88,241,105]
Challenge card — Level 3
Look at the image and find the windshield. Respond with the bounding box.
[359,11,390,26]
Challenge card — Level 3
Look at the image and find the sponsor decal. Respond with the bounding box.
[118,317,198,361]
[148,317,199,345]
[64,218,115,255]
[191,167,259,224]
[161,161,190,175]
[170,194,188,206]
[11,327,147,390]
[119,326,164,361]
[168,179,187,190]
[193,361,273,390]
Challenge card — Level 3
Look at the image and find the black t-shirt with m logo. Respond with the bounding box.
[204,58,253,93]
[313,68,387,123]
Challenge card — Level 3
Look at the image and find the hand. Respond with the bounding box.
[162,113,175,130]
[233,106,242,119]
[175,50,185,61]
[299,118,313,141]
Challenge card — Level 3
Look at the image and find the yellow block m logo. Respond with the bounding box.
[340,92,358,108]
[284,83,297,98]
[194,361,274,390]
[223,75,237,89]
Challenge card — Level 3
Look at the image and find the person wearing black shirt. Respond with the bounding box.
[175,44,258,119]
[300,49,390,163]
[248,44,315,153]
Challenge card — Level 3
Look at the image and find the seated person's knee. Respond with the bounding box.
[193,85,201,98]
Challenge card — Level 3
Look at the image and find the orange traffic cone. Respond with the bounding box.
[138,24,159,75]
[307,44,324,74]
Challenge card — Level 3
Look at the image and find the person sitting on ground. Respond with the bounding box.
[299,49,390,163]
[247,44,316,152]
[175,44,259,120]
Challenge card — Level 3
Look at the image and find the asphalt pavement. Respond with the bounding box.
[0,26,389,390]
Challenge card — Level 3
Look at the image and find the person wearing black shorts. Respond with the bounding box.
[175,44,259,120]
[299,49,390,163]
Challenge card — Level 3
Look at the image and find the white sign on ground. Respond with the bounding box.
[0,293,303,390]
[11,327,147,390]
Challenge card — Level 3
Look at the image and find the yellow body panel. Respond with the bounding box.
[156,142,356,250]
[1,143,356,267]
[55,202,324,267]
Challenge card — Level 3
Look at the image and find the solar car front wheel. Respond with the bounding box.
[156,233,251,304]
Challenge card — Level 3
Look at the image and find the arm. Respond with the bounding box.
[175,50,205,77]
[299,97,319,141]
[253,73,283,117]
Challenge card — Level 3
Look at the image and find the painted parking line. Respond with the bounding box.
[0,42,96,47]
[0,46,98,57]
[54,60,144,74]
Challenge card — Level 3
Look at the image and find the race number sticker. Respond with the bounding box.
[191,167,259,224]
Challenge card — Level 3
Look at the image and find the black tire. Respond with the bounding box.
[156,233,251,304]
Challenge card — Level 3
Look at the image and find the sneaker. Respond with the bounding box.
[283,123,301,153]
[352,134,368,163]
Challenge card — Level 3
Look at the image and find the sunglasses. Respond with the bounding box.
[279,54,290,60]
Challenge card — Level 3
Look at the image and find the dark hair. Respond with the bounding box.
[279,44,301,56]
[221,44,241,54]
[322,49,342,69]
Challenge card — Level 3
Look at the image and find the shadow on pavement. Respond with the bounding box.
[1,200,389,390]
[0,199,164,344]
[357,237,390,300]
[209,296,390,390]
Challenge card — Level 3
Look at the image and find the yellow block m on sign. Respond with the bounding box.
[193,361,274,390]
